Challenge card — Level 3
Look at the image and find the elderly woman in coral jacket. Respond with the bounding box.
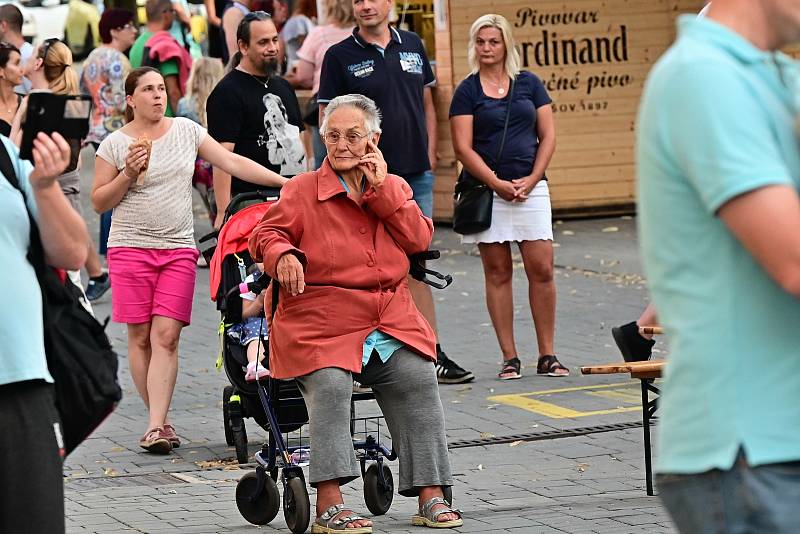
[249,94,463,533]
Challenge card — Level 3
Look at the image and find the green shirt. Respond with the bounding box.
[129,30,180,117]
[638,16,800,474]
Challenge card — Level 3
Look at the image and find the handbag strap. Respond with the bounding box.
[491,76,516,173]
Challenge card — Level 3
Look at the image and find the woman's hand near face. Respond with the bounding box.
[124,144,149,179]
[276,253,305,296]
[359,139,387,189]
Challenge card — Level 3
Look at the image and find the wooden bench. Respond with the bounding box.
[581,359,665,496]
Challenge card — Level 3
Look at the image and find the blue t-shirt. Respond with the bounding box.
[449,71,552,181]
[638,16,800,474]
[318,27,435,177]
[0,136,51,386]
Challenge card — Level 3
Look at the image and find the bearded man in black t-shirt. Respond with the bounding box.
[207,10,306,228]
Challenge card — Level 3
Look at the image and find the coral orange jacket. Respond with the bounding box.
[248,159,436,379]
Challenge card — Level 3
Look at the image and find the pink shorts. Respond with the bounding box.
[107,247,200,325]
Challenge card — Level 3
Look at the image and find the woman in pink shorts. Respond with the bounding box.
[91,67,288,454]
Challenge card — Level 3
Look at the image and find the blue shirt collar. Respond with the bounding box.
[351,26,403,49]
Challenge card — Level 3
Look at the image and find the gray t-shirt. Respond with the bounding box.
[96,117,206,249]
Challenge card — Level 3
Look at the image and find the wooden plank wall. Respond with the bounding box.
[432,0,706,220]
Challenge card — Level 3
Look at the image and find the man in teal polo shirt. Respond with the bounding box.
[637,0,800,531]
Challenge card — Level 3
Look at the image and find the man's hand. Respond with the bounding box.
[214,211,225,231]
[276,253,305,296]
[428,147,438,172]
[359,139,387,189]
[28,132,70,190]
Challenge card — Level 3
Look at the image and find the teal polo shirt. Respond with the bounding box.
[0,136,52,386]
[637,16,800,474]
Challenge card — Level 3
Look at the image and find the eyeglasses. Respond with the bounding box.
[39,37,59,60]
[243,10,272,22]
[120,22,136,31]
[322,131,369,146]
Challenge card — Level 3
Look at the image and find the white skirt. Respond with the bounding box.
[461,180,553,244]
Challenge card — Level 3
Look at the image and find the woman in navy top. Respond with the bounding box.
[450,14,566,380]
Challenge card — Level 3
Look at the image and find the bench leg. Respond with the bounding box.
[641,378,654,496]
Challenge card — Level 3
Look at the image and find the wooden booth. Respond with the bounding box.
[393,0,706,221]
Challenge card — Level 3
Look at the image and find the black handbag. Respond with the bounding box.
[1,145,122,456]
[453,77,516,235]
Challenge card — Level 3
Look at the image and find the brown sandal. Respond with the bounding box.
[498,357,522,380]
[537,355,569,377]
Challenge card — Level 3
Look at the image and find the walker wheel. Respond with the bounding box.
[363,462,393,516]
[283,476,311,534]
[222,386,235,446]
[236,470,280,525]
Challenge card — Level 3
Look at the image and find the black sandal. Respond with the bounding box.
[498,357,522,380]
[537,355,569,377]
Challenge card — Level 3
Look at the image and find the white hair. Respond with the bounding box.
[320,94,382,134]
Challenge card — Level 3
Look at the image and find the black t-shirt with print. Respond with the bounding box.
[207,69,306,197]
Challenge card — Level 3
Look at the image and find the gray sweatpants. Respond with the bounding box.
[295,347,453,497]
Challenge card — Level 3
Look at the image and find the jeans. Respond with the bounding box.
[403,170,434,218]
[311,126,326,170]
[658,450,800,534]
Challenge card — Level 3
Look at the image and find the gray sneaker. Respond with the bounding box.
[85,276,111,301]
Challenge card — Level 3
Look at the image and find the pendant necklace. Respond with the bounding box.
[483,75,506,95]
[243,69,270,89]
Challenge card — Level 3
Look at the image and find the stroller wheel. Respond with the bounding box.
[283,476,310,534]
[236,470,280,525]
[222,386,235,446]
[363,462,393,516]
[233,422,249,464]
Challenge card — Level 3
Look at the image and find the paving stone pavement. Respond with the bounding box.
[64,156,676,533]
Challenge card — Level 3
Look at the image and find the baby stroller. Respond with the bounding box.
[203,192,453,533]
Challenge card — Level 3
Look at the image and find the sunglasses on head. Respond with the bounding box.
[0,41,18,52]
[243,10,271,22]
[39,37,59,60]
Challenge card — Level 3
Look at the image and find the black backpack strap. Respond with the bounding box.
[0,138,19,190]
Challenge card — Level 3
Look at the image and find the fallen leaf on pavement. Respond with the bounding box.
[509,441,524,447]
[479,432,494,439]
[602,226,619,232]
[109,446,124,453]
[562,230,574,236]
[577,463,589,473]
[103,468,118,477]
[477,464,484,470]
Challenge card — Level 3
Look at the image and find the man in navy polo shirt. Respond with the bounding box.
[318,0,474,385]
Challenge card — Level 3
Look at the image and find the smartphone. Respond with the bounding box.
[19,92,92,161]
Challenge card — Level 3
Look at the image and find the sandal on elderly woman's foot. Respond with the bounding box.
[311,504,373,533]
[411,497,463,528]
[498,357,522,380]
[537,355,569,377]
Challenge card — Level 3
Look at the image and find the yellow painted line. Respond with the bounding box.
[585,389,642,404]
[500,381,638,397]
[488,381,648,419]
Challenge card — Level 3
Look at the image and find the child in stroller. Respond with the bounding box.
[227,264,269,382]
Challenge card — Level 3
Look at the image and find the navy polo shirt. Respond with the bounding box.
[318,26,435,176]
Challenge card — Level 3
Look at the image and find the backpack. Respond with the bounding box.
[0,142,122,456]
